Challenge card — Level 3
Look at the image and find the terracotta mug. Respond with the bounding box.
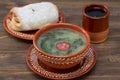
[82,4,110,43]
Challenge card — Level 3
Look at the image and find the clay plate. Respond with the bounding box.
[26,45,96,79]
[3,11,65,40]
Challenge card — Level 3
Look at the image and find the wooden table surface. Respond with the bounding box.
[0,0,120,80]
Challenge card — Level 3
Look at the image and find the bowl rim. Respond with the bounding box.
[33,23,90,58]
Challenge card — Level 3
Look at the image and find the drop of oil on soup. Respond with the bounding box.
[37,28,86,56]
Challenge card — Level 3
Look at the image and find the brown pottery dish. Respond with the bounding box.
[82,4,110,43]
[33,23,90,69]
[26,45,96,79]
[3,11,65,40]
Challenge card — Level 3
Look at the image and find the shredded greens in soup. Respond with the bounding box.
[37,28,86,56]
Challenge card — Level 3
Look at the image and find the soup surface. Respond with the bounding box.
[37,28,86,56]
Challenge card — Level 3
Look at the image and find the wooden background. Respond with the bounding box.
[0,0,120,80]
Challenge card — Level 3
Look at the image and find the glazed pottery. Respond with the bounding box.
[26,45,96,79]
[82,4,110,43]
[33,23,90,69]
[3,11,65,40]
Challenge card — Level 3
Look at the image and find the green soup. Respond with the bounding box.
[37,28,86,56]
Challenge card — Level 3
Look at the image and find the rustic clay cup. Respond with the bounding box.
[33,23,90,69]
[82,4,110,43]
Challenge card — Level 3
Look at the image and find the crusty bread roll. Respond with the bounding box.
[9,2,59,31]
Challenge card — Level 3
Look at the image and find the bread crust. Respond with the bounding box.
[9,2,59,31]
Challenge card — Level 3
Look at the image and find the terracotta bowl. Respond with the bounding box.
[33,23,90,69]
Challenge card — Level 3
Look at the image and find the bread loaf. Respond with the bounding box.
[9,2,59,31]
